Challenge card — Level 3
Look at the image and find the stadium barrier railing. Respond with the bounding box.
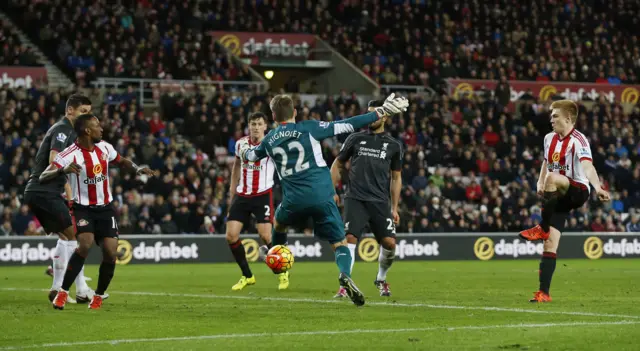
[1,233,638,266]
[91,77,269,106]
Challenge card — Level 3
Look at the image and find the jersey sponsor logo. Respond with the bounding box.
[0,243,55,264]
[474,237,543,260]
[358,146,387,159]
[56,133,67,142]
[551,152,560,162]
[116,240,200,265]
[241,163,264,171]
[547,164,570,171]
[83,174,107,185]
[93,164,103,175]
[77,219,89,227]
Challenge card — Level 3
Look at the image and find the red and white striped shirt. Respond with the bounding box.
[235,136,275,196]
[543,128,592,191]
[53,141,120,206]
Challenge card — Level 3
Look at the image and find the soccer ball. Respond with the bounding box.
[265,245,294,273]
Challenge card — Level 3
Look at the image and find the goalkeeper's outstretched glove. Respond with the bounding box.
[374,93,409,118]
[238,141,251,161]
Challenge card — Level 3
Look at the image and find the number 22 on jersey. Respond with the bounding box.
[272,141,309,177]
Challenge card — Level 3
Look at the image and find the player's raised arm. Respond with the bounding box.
[311,94,409,141]
[116,156,156,176]
[39,153,81,183]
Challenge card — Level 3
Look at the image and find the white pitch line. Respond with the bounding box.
[3,287,640,320]
[1,321,638,350]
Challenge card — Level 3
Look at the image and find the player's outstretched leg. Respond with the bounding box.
[270,223,290,290]
[333,240,364,306]
[530,227,559,303]
[226,221,255,291]
[334,234,357,298]
[374,237,396,297]
[52,232,93,310]
[520,174,568,241]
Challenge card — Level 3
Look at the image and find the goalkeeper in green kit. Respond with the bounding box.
[240,93,409,306]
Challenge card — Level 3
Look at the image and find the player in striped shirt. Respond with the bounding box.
[519,100,610,303]
[39,114,154,310]
[226,112,281,291]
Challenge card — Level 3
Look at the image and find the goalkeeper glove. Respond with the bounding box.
[374,93,409,118]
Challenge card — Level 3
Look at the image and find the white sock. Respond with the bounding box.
[65,241,90,294]
[347,243,356,274]
[376,247,396,282]
[51,239,67,291]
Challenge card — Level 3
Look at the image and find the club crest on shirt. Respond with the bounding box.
[56,133,67,142]
[93,164,103,175]
[552,152,560,162]
[77,219,89,227]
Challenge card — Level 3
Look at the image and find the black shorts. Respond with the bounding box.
[550,180,590,233]
[227,191,274,225]
[343,197,396,242]
[72,203,119,245]
[23,192,72,234]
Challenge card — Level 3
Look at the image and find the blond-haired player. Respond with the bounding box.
[519,100,610,302]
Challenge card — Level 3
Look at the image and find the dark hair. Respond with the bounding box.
[368,99,384,108]
[66,94,92,110]
[269,95,295,122]
[74,114,96,136]
[248,111,268,123]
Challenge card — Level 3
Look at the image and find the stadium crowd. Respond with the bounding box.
[1,0,640,235]
[0,18,39,67]
[4,0,640,88]
[1,83,639,236]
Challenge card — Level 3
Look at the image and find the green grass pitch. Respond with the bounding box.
[1,259,640,350]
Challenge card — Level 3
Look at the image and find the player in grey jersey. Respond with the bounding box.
[330,99,403,298]
[23,94,95,303]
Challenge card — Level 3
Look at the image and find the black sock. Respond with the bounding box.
[539,252,557,294]
[229,241,252,278]
[96,261,116,295]
[61,251,86,291]
[272,229,287,246]
[540,191,559,232]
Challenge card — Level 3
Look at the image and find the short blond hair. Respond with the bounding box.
[550,100,578,124]
[270,95,295,122]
